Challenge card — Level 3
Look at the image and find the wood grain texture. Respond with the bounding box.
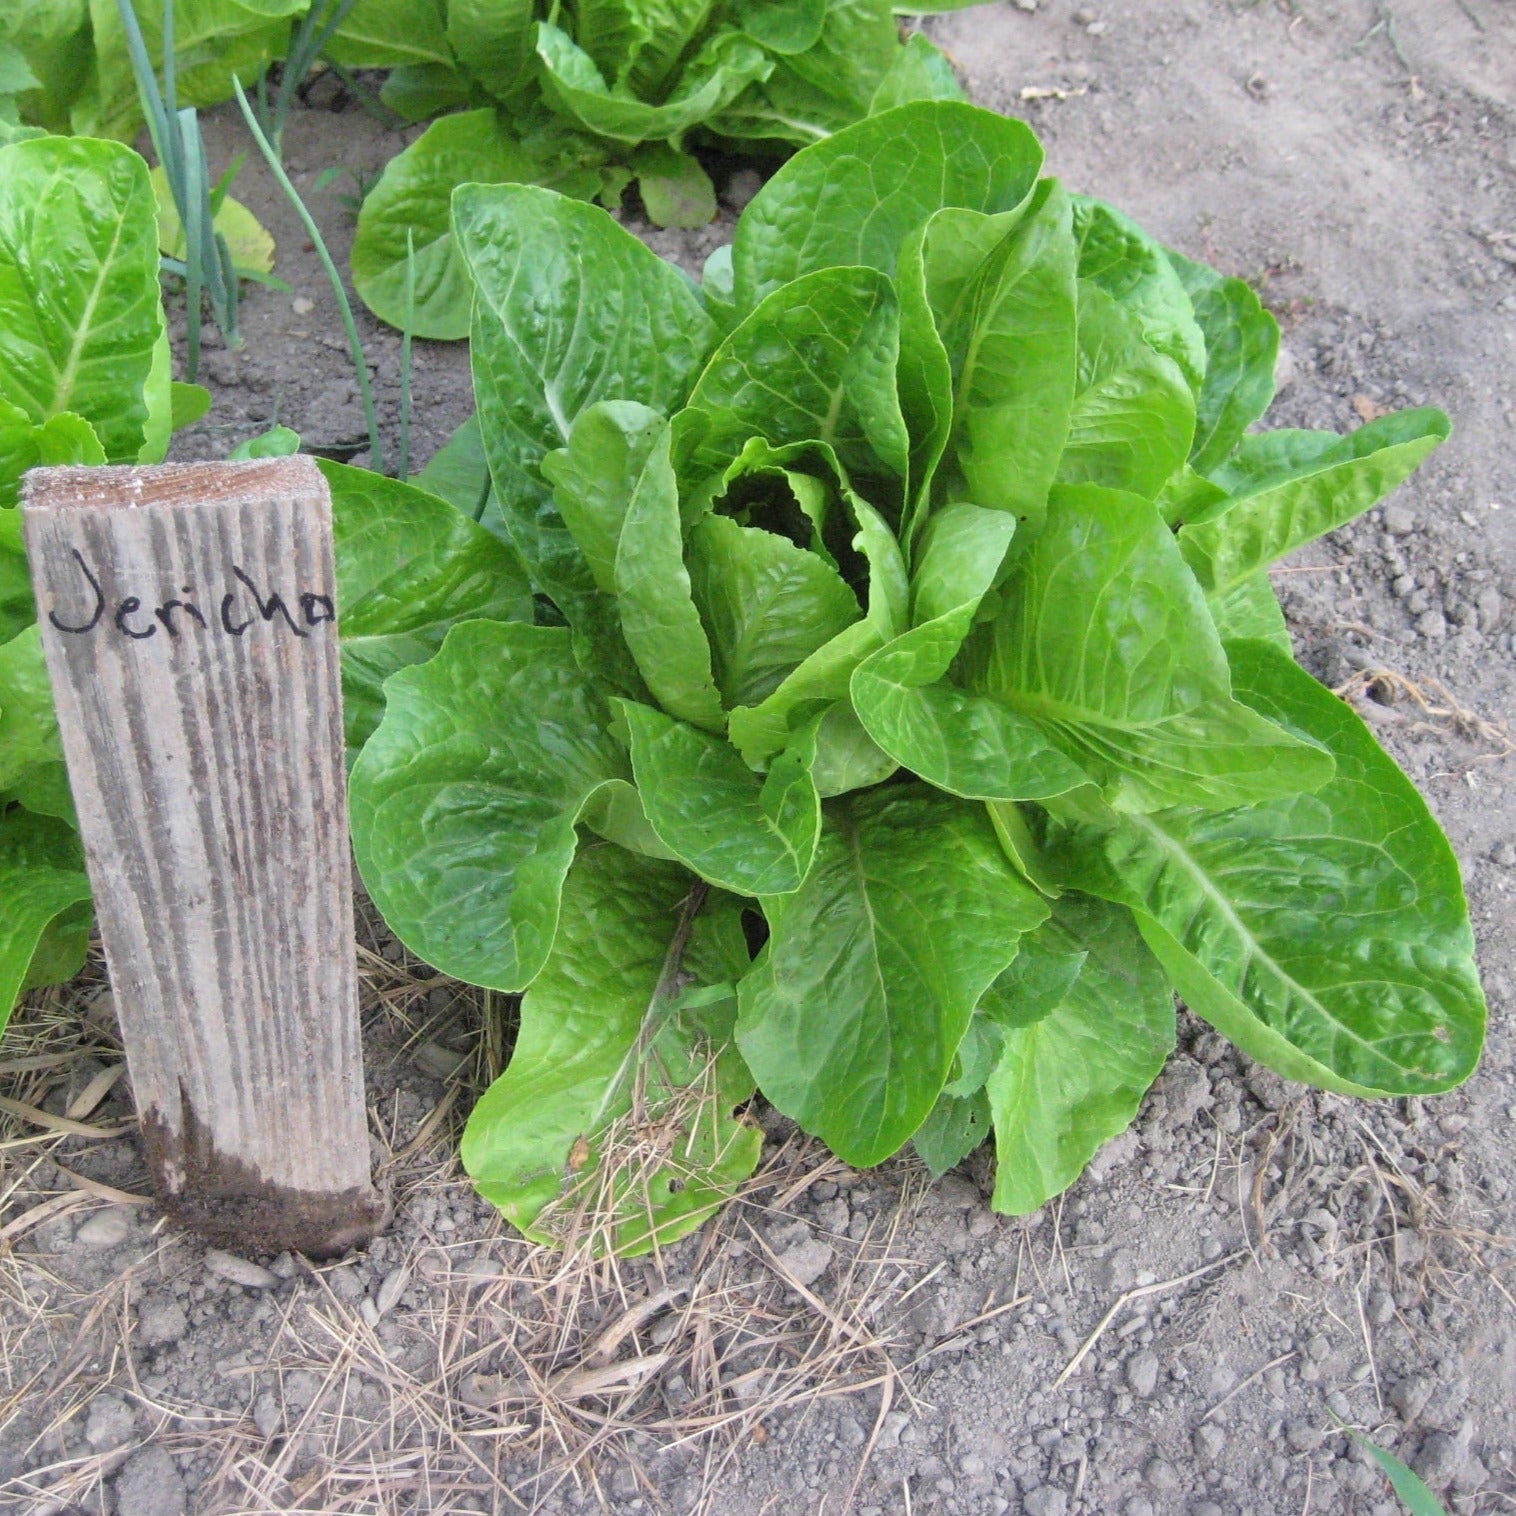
[23,457,385,1257]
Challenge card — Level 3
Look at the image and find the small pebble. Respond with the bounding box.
[1393,1373,1434,1421]
[722,169,763,212]
[75,1207,132,1249]
[136,1296,188,1346]
[252,1390,281,1439]
[375,1266,410,1318]
[292,295,315,316]
[777,1238,833,1289]
[205,1249,279,1290]
[1384,504,1415,536]
[1023,1488,1068,1516]
[1126,1348,1161,1398]
[1286,1418,1324,1454]
[113,1445,187,1516]
[85,1393,136,1452]
[1145,1458,1181,1492]
[1195,1422,1226,1462]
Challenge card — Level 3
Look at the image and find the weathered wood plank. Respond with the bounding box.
[23,457,386,1257]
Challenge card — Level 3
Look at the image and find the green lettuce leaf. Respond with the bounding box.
[913,1087,990,1177]
[723,480,907,770]
[1073,197,1206,395]
[731,0,827,53]
[1166,246,1279,474]
[711,0,900,147]
[412,413,492,518]
[1056,281,1195,500]
[986,892,1174,1214]
[808,699,895,796]
[965,484,1334,810]
[0,623,61,795]
[1,0,91,133]
[0,508,32,653]
[543,399,721,716]
[82,0,302,139]
[446,0,536,100]
[851,500,1091,804]
[0,136,165,463]
[535,22,771,144]
[379,61,474,121]
[1178,408,1450,596]
[168,381,212,430]
[321,460,533,749]
[227,423,299,460]
[577,0,722,96]
[327,0,453,69]
[686,511,861,708]
[462,842,762,1252]
[454,182,714,649]
[925,181,1078,531]
[348,621,629,991]
[352,109,608,340]
[632,143,717,230]
[1208,570,1290,655]
[717,0,958,147]
[894,219,955,524]
[676,265,910,496]
[0,403,104,518]
[731,99,1042,308]
[978,914,1087,1032]
[1043,639,1486,1096]
[619,699,820,895]
[868,31,964,112]
[0,804,91,1035]
[737,783,1048,1165]
[607,408,726,730]
[543,399,659,596]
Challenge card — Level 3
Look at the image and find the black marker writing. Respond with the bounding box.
[45,553,335,642]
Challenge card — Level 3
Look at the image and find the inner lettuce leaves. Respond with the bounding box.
[343,99,1483,1248]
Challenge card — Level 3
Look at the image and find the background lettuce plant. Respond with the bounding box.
[346,0,987,337]
[347,100,1485,1251]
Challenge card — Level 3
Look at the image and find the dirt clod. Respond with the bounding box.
[113,1446,187,1516]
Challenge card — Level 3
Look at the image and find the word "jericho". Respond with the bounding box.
[44,550,335,641]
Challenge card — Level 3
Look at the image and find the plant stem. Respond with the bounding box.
[232,76,385,475]
[398,229,414,481]
[179,111,203,381]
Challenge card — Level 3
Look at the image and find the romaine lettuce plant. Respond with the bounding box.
[346,100,1485,1251]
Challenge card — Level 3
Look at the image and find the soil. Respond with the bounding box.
[2,1,1515,1513]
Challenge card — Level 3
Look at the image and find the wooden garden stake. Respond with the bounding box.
[23,457,386,1258]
